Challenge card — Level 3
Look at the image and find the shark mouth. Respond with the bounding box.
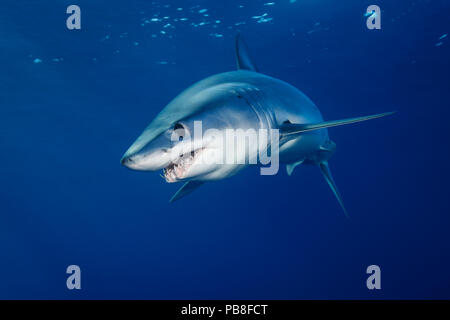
[163,148,204,183]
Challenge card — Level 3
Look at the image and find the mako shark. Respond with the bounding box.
[121,36,393,215]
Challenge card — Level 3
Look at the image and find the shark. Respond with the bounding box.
[121,36,394,215]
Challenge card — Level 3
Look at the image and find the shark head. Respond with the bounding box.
[121,77,265,183]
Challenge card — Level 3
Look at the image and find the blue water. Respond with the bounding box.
[1,0,450,299]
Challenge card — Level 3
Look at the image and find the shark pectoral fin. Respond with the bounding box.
[280,112,395,137]
[319,161,348,217]
[169,181,204,203]
[286,160,304,176]
[235,34,259,72]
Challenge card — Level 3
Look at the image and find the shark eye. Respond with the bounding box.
[174,123,184,130]
[173,123,187,142]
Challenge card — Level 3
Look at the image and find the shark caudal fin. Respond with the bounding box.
[281,112,395,215]
[169,181,204,203]
[319,161,348,217]
[235,35,259,72]
[280,112,395,137]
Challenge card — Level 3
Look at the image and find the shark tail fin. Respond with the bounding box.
[169,181,204,203]
[235,34,259,72]
[280,112,395,137]
[319,161,348,217]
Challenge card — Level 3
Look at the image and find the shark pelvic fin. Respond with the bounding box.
[280,112,395,137]
[286,160,304,176]
[169,181,204,203]
[235,34,259,72]
[319,161,348,217]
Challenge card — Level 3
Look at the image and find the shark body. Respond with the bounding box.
[121,36,393,215]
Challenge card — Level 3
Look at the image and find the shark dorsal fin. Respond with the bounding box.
[235,35,259,72]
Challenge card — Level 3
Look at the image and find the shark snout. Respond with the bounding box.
[120,148,172,171]
[121,155,134,167]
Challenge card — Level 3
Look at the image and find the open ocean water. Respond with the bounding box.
[0,0,449,299]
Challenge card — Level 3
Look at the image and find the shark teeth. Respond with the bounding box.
[163,149,203,183]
